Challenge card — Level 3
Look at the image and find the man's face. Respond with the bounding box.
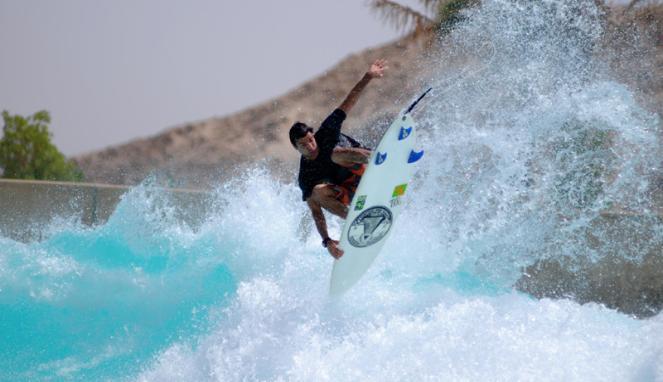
[295,132,318,158]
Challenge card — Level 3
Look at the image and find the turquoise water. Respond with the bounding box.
[3,0,663,380]
[0,185,237,380]
[2,166,663,381]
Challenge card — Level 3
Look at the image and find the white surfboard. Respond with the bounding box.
[329,91,428,295]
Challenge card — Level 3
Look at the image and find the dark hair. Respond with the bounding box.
[289,122,313,147]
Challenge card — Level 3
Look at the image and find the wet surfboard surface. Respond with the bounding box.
[329,111,423,295]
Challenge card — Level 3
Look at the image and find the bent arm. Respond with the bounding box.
[338,59,387,115]
[331,146,371,166]
[307,198,344,259]
[338,73,373,115]
[307,199,330,240]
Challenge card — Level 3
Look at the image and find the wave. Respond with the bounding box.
[1,0,662,380]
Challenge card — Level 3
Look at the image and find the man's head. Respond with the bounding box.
[289,122,318,158]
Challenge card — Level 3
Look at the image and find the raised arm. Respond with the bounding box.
[338,59,388,114]
[307,199,344,259]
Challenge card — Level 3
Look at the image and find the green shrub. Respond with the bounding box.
[0,110,84,181]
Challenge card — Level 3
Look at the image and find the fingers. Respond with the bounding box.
[335,242,343,258]
[370,59,389,78]
[375,59,388,69]
[329,248,342,259]
[328,241,344,259]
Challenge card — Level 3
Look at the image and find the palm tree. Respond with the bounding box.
[367,0,478,37]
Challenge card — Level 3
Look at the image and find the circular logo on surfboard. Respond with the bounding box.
[347,206,393,248]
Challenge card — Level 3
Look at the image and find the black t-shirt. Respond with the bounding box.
[297,109,363,201]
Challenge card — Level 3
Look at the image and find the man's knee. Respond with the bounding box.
[311,184,336,202]
[311,184,348,218]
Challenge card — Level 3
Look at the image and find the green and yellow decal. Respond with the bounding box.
[392,184,408,198]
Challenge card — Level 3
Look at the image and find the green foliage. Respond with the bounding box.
[368,0,436,36]
[368,0,479,37]
[437,0,478,34]
[0,110,84,181]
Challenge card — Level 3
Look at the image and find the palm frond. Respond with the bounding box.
[626,0,643,11]
[418,0,443,14]
[368,0,436,34]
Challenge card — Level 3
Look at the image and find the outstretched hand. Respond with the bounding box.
[327,239,344,259]
[367,59,388,79]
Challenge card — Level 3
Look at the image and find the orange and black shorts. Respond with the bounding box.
[334,164,366,206]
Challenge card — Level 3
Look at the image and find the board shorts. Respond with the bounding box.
[334,164,366,206]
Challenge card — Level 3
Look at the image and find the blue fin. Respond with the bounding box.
[408,150,424,163]
[398,127,412,140]
[375,152,388,165]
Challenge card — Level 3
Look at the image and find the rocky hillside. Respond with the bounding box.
[73,36,432,188]
[74,4,662,189]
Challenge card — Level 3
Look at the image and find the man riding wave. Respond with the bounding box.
[289,59,388,259]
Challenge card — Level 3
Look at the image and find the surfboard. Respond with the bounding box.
[329,91,428,295]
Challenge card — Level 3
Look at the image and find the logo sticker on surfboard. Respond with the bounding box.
[354,195,367,211]
[347,206,393,248]
[392,184,408,197]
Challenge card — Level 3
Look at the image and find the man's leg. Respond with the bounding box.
[310,184,348,219]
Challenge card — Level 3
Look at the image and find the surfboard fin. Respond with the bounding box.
[375,152,388,165]
[398,127,412,140]
[408,150,424,163]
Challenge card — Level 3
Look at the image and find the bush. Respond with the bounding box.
[0,110,84,182]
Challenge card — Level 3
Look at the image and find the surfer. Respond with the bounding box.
[289,59,388,259]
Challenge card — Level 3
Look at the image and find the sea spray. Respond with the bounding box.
[139,0,663,380]
[1,0,662,380]
[409,0,661,285]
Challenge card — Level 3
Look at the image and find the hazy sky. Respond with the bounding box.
[0,0,422,156]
